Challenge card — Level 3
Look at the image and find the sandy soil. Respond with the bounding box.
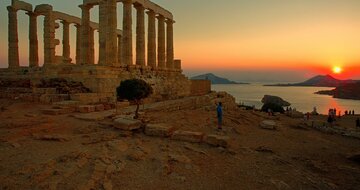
[0,98,360,190]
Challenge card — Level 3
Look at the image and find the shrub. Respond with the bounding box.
[261,103,285,113]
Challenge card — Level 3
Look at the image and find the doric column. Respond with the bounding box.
[117,34,122,65]
[166,19,174,70]
[107,0,118,66]
[135,4,145,66]
[79,4,92,65]
[98,1,107,65]
[157,14,166,69]
[27,11,39,67]
[75,24,81,64]
[7,6,19,68]
[43,8,56,65]
[61,20,71,63]
[89,27,95,64]
[147,10,156,69]
[122,0,133,66]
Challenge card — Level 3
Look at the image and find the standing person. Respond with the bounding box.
[216,102,223,130]
[356,118,360,128]
[352,110,355,115]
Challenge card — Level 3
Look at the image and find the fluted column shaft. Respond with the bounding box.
[80,4,92,65]
[122,0,133,66]
[7,6,19,68]
[75,24,81,64]
[166,19,174,69]
[157,15,166,69]
[27,12,39,67]
[62,20,71,63]
[107,0,118,66]
[117,35,122,65]
[98,1,108,65]
[43,10,56,65]
[147,10,156,69]
[135,4,145,66]
[89,27,95,64]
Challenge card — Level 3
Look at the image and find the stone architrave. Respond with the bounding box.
[166,19,174,70]
[61,20,71,63]
[79,4,92,65]
[122,0,133,66]
[157,14,166,69]
[75,24,81,64]
[146,10,156,69]
[135,4,145,66]
[107,0,118,66]
[7,6,19,68]
[27,11,39,67]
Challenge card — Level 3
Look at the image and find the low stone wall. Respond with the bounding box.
[190,79,211,96]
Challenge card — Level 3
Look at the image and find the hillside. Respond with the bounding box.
[191,73,247,84]
[316,82,360,100]
[266,75,358,87]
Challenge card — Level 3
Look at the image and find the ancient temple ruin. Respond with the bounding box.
[0,0,210,104]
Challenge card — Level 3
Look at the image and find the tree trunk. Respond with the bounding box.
[135,102,140,119]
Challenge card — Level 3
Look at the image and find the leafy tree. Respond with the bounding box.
[116,79,153,119]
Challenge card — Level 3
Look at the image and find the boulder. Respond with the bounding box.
[260,120,278,130]
[78,105,95,113]
[261,95,290,107]
[171,130,205,143]
[113,118,142,131]
[204,135,230,148]
[144,124,175,137]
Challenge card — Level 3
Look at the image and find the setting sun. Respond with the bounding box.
[332,66,343,74]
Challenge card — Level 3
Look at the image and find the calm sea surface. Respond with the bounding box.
[212,84,360,115]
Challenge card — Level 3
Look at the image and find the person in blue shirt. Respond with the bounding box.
[217,102,223,130]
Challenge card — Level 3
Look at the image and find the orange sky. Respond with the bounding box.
[0,0,359,81]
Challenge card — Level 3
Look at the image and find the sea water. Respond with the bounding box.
[212,84,360,115]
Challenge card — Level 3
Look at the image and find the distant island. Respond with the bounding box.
[316,82,360,100]
[265,75,359,87]
[191,73,248,84]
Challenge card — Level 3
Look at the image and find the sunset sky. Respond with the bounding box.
[0,0,359,82]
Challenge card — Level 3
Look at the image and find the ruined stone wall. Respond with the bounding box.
[190,79,211,96]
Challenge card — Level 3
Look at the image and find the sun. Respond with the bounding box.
[332,66,342,74]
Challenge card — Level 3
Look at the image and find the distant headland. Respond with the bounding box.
[191,73,249,85]
[264,75,359,87]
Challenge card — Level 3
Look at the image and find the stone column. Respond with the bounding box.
[98,1,107,65]
[89,27,95,64]
[166,19,174,70]
[135,4,145,66]
[61,20,71,63]
[157,15,166,69]
[7,6,19,68]
[75,24,81,64]
[107,0,118,66]
[27,11,39,67]
[79,4,92,65]
[43,8,56,65]
[117,34,122,65]
[147,10,156,69]
[122,0,133,66]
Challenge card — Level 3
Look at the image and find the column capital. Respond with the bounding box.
[25,11,38,17]
[79,4,93,10]
[156,14,165,20]
[61,20,70,25]
[123,0,133,5]
[146,9,155,16]
[166,19,175,24]
[7,6,17,12]
[134,3,145,10]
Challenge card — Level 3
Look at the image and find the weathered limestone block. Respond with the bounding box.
[144,124,175,137]
[32,88,57,94]
[78,105,95,113]
[259,120,278,130]
[95,104,105,112]
[113,118,142,131]
[171,130,205,143]
[40,94,70,103]
[42,107,75,115]
[204,135,230,148]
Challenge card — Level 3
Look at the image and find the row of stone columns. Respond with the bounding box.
[80,0,176,70]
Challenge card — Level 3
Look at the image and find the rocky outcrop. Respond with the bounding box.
[316,82,360,100]
[261,95,290,107]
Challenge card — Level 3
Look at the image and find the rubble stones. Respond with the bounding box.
[144,124,175,137]
[204,135,230,148]
[171,130,205,143]
[113,118,142,131]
